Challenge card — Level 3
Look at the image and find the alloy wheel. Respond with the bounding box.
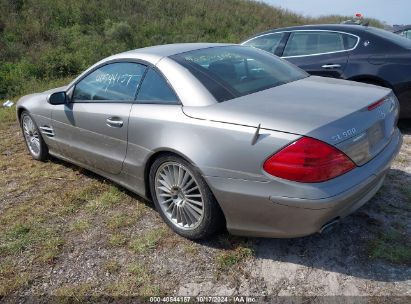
[22,115,41,157]
[154,161,205,230]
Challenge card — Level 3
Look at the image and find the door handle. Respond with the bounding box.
[106,117,124,128]
[322,64,342,69]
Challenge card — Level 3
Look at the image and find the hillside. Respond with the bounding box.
[0,0,383,100]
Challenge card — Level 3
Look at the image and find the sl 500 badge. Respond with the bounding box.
[331,128,357,142]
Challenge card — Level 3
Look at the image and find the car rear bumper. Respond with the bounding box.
[205,128,402,238]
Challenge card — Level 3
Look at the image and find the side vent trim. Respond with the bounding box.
[39,126,55,137]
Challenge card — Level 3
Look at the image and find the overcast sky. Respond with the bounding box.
[262,0,410,25]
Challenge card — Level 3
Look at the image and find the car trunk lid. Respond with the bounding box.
[183,76,399,166]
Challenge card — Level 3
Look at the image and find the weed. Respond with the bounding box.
[103,259,121,274]
[108,233,128,247]
[70,219,91,232]
[368,227,411,265]
[129,228,167,254]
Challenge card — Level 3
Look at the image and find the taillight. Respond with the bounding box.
[367,99,385,111]
[263,137,356,183]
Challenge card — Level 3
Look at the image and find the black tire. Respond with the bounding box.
[20,111,49,161]
[149,154,225,240]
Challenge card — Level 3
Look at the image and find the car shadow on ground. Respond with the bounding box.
[399,119,411,134]
[49,156,156,210]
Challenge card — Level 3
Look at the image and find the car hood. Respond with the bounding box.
[183,76,392,146]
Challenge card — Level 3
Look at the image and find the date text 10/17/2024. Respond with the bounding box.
[149,296,257,303]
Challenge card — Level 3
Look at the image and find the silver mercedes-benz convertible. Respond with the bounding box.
[17,43,402,239]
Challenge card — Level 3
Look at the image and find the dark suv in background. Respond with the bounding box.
[242,24,411,118]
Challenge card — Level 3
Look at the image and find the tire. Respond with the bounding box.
[149,154,224,240]
[20,111,49,161]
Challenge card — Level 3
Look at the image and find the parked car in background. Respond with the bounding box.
[393,25,411,39]
[17,44,402,239]
[242,24,411,118]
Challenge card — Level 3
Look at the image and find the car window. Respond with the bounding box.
[345,35,358,48]
[243,33,285,53]
[73,62,146,101]
[283,31,356,57]
[136,68,179,104]
[171,45,307,102]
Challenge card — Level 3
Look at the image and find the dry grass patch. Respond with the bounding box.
[0,258,30,296]
[106,209,142,230]
[104,261,161,297]
[102,259,122,275]
[108,232,128,247]
[70,219,91,233]
[129,228,168,254]
[215,236,254,271]
[183,242,200,256]
[53,282,97,300]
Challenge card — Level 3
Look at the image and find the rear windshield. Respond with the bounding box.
[170,45,308,102]
[368,27,411,49]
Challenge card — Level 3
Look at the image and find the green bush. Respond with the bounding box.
[0,0,384,100]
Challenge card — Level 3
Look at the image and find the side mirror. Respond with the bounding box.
[48,91,67,105]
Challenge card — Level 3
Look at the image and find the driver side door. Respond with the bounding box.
[51,62,147,174]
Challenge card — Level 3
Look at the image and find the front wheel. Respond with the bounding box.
[149,154,224,239]
[20,111,48,161]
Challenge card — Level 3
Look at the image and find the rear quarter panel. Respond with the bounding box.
[122,105,300,191]
[346,33,411,117]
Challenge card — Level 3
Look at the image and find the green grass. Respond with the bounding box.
[215,237,254,271]
[85,186,125,212]
[129,228,168,254]
[0,105,16,128]
[0,271,30,296]
[0,258,30,296]
[104,261,161,297]
[103,259,122,274]
[128,262,150,284]
[54,282,97,300]
[369,227,411,265]
[70,219,91,232]
[0,107,158,296]
[0,223,62,260]
[108,233,128,247]
[216,246,253,270]
[106,211,140,229]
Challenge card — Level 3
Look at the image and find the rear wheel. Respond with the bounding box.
[149,154,224,239]
[20,111,48,161]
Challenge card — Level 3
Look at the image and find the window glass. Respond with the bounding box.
[73,63,146,101]
[243,33,285,53]
[137,69,178,103]
[283,31,351,57]
[171,45,307,102]
[346,35,358,48]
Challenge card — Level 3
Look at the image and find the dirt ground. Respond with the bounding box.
[0,106,410,301]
